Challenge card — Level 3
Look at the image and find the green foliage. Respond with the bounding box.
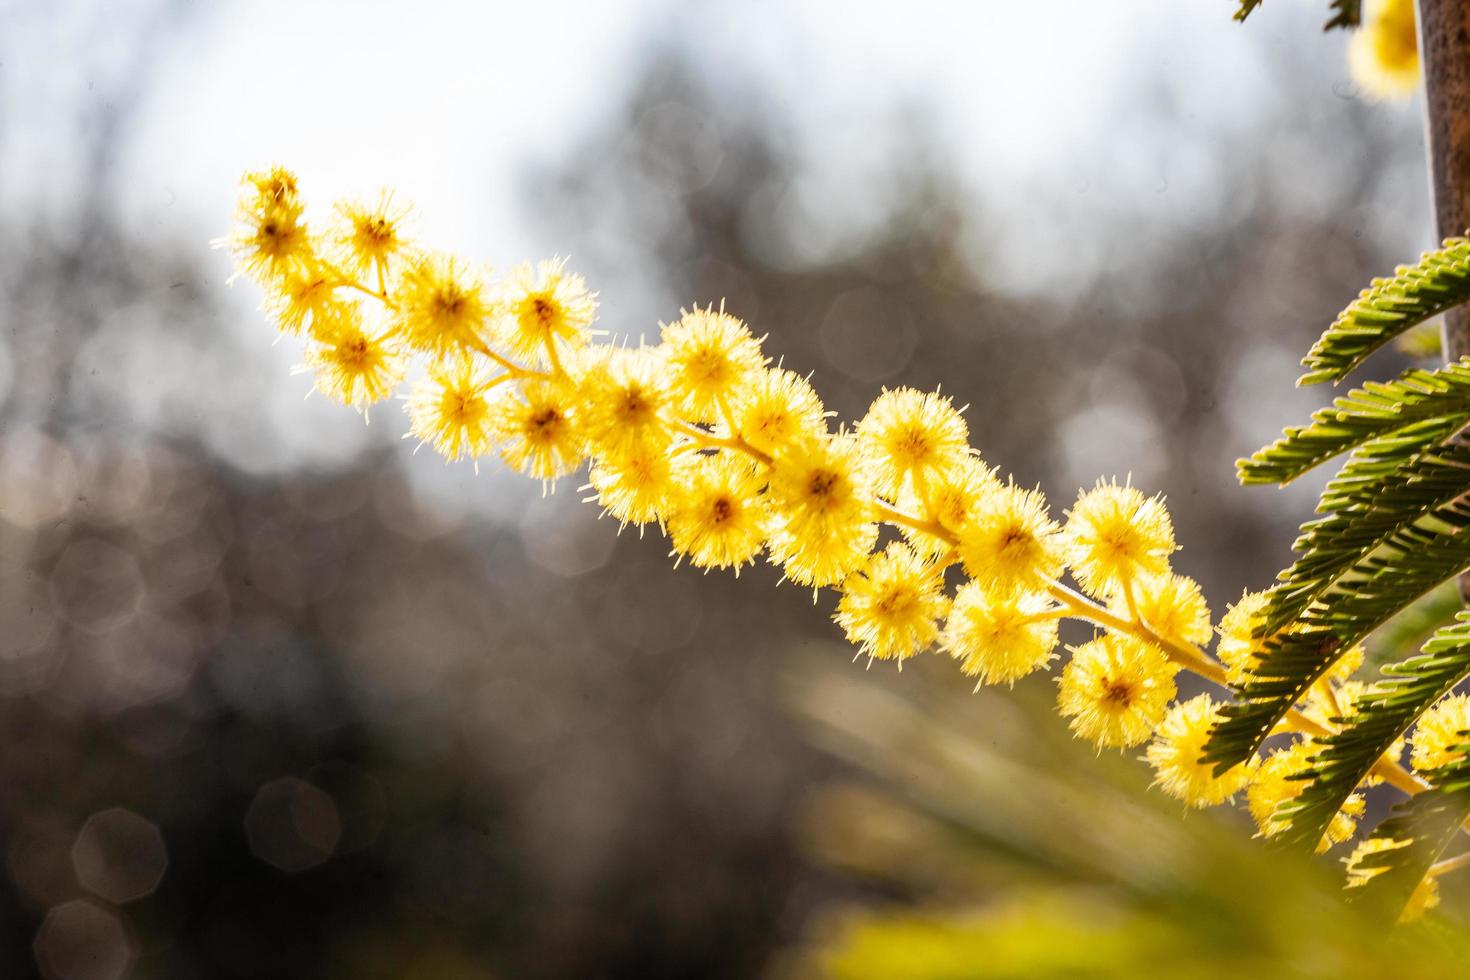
[1207,495,1470,768]
[1351,749,1470,922]
[1371,582,1465,667]
[1238,363,1470,487]
[795,662,1470,979]
[1298,238,1470,385]
[1206,236,1470,869]
[1274,616,1470,852]
[1255,440,1470,633]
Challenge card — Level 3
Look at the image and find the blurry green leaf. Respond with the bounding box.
[1323,0,1361,30]
[1370,581,1463,667]
[811,893,1467,980]
[1234,0,1265,23]
[1398,322,1444,361]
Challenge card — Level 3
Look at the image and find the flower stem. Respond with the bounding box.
[672,421,774,466]
[1043,580,1431,796]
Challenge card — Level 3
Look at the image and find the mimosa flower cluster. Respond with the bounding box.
[1348,0,1420,100]
[225,169,1449,910]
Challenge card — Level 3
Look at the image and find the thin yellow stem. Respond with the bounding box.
[464,338,541,379]
[672,421,774,466]
[873,499,952,540]
[543,336,566,376]
[1122,577,1142,623]
[1045,581,1224,681]
[652,415,1450,812]
[332,278,393,306]
[716,391,741,435]
[484,372,520,392]
[1315,677,1344,720]
[1045,580,1432,796]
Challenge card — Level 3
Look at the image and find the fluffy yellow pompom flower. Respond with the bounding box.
[577,345,671,461]
[391,252,493,357]
[942,581,1059,687]
[1118,573,1212,650]
[661,306,767,424]
[835,542,949,665]
[333,189,411,279]
[1063,480,1175,597]
[266,262,344,338]
[956,484,1064,590]
[855,387,970,501]
[1245,740,1363,852]
[732,368,827,456]
[1348,0,1420,100]
[301,306,404,411]
[245,165,300,204]
[1146,695,1251,808]
[495,258,598,368]
[666,453,770,572]
[1057,634,1177,748]
[587,443,676,530]
[1244,742,1304,840]
[494,379,584,483]
[405,356,505,463]
[1409,693,1470,773]
[1345,837,1441,921]
[228,166,313,284]
[898,456,1000,559]
[1217,590,1270,683]
[766,434,879,588]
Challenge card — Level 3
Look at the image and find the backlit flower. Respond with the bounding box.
[661,306,767,424]
[667,452,770,572]
[1146,695,1251,807]
[942,581,1058,686]
[495,258,598,368]
[1064,480,1175,597]
[835,542,948,665]
[855,387,970,500]
[1057,634,1176,748]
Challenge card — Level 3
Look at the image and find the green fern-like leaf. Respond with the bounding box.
[1207,509,1470,769]
[1238,362,1470,487]
[1259,442,1470,634]
[1298,238,1470,386]
[1273,616,1470,851]
[1349,747,1470,920]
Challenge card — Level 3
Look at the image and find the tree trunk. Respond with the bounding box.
[1419,0,1470,358]
[1419,1,1470,599]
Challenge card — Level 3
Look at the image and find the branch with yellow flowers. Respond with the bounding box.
[222,165,1469,914]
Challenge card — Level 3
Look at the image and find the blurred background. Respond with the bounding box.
[1,1,1462,977]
